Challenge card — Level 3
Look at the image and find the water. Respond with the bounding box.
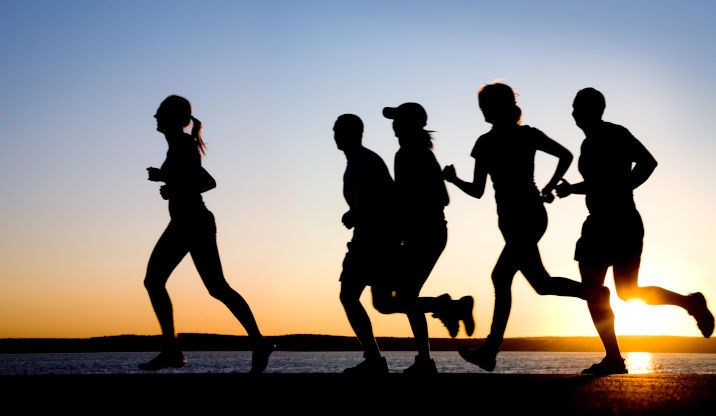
[2,351,716,375]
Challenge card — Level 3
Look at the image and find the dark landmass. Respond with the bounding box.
[2,373,715,415]
[1,334,715,353]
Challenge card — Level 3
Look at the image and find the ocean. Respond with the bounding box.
[2,351,716,375]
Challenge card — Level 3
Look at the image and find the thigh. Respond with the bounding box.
[188,214,229,289]
[518,244,551,286]
[401,225,448,294]
[146,223,190,284]
[492,244,520,287]
[579,262,610,289]
[613,256,641,291]
[341,279,367,302]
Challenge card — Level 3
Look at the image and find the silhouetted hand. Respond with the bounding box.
[555,179,572,198]
[159,184,171,200]
[147,167,165,182]
[541,187,555,204]
[342,210,355,229]
[443,165,457,183]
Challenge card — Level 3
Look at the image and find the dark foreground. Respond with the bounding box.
[2,374,715,415]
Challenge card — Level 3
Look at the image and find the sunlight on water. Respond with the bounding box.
[625,351,653,374]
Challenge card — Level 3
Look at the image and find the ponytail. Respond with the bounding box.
[191,116,207,155]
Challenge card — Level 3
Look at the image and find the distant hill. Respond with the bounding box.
[1,334,715,353]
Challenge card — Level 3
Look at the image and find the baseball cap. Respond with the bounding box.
[383,102,427,127]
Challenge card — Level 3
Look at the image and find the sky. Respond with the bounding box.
[1,0,715,339]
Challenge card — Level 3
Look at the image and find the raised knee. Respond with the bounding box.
[532,283,550,296]
[143,275,164,293]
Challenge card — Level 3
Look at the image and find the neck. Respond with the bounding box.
[343,145,361,160]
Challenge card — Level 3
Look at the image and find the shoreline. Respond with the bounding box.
[2,334,715,354]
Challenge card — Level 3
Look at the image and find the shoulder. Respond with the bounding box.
[360,147,389,168]
[471,132,493,156]
[601,121,639,146]
[518,124,548,140]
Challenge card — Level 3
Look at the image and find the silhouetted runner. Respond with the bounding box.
[556,87,715,374]
[380,103,474,375]
[140,95,273,373]
[334,112,473,375]
[444,83,587,372]
[334,114,397,375]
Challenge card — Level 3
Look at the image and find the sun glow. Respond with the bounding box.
[624,352,653,374]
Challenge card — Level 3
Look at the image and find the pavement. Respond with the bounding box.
[2,373,714,414]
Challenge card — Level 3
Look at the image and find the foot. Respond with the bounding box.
[687,292,714,338]
[403,356,437,375]
[138,350,186,371]
[458,345,497,372]
[343,356,389,375]
[432,294,459,338]
[458,296,475,337]
[249,338,275,374]
[581,356,627,375]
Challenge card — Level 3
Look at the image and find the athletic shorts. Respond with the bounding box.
[575,212,643,266]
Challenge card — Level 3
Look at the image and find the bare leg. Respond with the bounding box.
[341,282,380,359]
[520,245,586,299]
[580,262,621,360]
[144,223,189,348]
[612,259,687,307]
[486,244,519,350]
[192,238,262,340]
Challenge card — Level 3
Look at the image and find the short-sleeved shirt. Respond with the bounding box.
[471,125,544,218]
[574,121,646,265]
[343,146,397,243]
[161,133,208,221]
[578,121,642,217]
[394,146,448,232]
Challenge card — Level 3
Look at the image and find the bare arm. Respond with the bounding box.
[535,132,573,197]
[555,179,588,198]
[629,139,657,190]
[443,161,487,199]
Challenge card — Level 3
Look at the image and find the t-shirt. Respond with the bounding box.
[394,146,449,228]
[471,125,543,216]
[161,133,207,220]
[343,146,396,242]
[578,121,643,216]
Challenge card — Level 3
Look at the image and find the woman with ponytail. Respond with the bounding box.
[377,102,474,375]
[443,83,588,372]
[141,95,273,373]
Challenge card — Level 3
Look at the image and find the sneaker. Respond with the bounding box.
[138,350,186,371]
[458,345,497,372]
[687,292,714,338]
[432,294,459,338]
[581,357,627,375]
[249,338,275,374]
[403,356,438,375]
[458,296,475,337]
[343,356,389,375]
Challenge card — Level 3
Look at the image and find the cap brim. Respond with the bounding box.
[382,107,397,119]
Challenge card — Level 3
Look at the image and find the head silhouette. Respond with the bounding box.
[383,102,432,148]
[155,95,192,134]
[573,88,606,130]
[155,95,206,154]
[477,83,522,126]
[334,114,363,152]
